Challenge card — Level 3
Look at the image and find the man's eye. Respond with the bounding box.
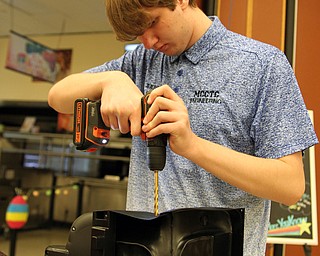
[151,19,158,26]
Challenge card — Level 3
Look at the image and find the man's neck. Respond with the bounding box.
[186,8,213,49]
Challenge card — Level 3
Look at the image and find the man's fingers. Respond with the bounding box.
[108,115,119,130]
[147,84,179,104]
[118,117,130,134]
[129,112,142,136]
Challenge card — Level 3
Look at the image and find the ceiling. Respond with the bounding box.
[0,0,113,37]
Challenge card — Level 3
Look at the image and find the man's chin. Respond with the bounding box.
[161,48,184,57]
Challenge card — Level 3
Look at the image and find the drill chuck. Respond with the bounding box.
[147,134,167,171]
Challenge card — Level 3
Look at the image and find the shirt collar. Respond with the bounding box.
[170,16,227,64]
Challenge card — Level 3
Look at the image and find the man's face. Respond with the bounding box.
[137,5,193,56]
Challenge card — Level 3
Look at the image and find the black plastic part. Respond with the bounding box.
[45,212,92,256]
[90,208,244,256]
[45,245,69,256]
[44,208,244,256]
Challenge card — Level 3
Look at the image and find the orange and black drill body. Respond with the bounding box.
[73,98,110,152]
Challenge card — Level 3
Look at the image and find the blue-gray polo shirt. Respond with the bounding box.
[87,17,318,256]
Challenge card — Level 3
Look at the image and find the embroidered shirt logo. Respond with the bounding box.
[189,90,222,104]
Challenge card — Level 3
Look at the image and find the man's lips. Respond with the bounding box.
[155,44,168,52]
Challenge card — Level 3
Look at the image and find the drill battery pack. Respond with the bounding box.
[73,98,110,152]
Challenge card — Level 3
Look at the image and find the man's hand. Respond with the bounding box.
[48,71,143,136]
[100,71,143,135]
[141,85,197,157]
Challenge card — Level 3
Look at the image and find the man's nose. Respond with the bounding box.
[138,30,158,49]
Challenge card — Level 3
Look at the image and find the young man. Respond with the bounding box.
[48,0,318,255]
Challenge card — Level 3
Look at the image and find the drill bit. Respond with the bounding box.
[154,170,159,216]
[147,139,166,217]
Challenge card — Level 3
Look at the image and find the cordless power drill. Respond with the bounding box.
[73,94,167,215]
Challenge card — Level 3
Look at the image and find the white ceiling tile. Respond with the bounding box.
[0,0,112,36]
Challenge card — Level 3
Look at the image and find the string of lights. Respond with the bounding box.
[13,182,80,200]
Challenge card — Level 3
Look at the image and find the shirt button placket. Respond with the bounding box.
[174,69,184,93]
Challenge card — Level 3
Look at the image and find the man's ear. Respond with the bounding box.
[177,0,189,10]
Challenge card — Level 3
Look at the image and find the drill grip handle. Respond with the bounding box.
[73,98,110,152]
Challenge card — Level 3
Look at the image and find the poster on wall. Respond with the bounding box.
[33,48,72,83]
[5,31,57,83]
[267,111,318,245]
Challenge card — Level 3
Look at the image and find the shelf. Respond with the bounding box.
[2,130,132,148]
[0,147,130,162]
[0,130,132,176]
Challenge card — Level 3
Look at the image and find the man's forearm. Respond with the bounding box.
[184,135,305,206]
[48,72,110,114]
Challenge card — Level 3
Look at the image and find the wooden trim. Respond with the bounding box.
[280,0,287,52]
[284,0,297,68]
[246,0,254,38]
[216,0,221,17]
[292,0,298,71]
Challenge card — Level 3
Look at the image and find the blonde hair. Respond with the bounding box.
[106,0,197,41]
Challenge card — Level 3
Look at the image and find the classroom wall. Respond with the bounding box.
[0,32,126,102]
